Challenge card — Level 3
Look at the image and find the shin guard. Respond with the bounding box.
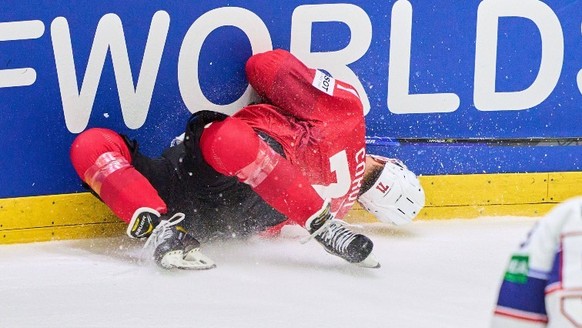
[70,128,167,223]
[200,118,323,226]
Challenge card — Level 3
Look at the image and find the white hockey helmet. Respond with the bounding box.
[358,156,425,225]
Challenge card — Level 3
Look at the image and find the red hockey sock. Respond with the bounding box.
[246,146,324,226]
[200,118,323,226]
[70,128,167,223]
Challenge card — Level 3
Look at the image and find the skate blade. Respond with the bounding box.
[160,249,217,270]
[182,248,217,270]
[356,253,381,269]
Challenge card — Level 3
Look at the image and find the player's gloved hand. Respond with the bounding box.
[143,213,216,270]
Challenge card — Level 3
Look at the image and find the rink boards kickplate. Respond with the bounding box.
[2,172,582,244]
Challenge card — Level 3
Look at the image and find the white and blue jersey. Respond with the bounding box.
[491,197,582,328]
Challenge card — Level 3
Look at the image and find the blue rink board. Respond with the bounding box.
[367,141,582,175]
[0,0,581,197]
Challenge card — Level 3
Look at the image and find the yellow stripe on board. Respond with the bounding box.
[421,173,549,207]
[1,171,582,244]
[0,193,122,244]
[419,172,582,218]
[1,223,126,244]
[547,172,582,201]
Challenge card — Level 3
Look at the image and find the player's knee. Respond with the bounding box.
[199,117,260,176]
[70,128,131,179]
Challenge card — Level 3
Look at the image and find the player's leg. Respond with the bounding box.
[70,128,167,232]
[199,117,378,267]
[70,128,214,269]
[199,116,324,226]
[180,111,288,237]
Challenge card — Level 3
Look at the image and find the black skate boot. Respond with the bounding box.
[127,207,161,239]
[305,202,380,268]
[144,213,216,270]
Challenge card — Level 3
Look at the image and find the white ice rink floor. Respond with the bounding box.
[0,217,537,328]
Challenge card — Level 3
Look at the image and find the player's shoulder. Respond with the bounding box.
[556,196,582,208]
[547,196,582,218]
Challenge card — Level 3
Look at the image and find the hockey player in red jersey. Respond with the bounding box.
[70,49,425,270]
[491,197,582,327]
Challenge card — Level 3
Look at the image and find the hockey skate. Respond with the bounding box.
[127,207,160,239]
[305,201,380,268]
[136,211,215,270]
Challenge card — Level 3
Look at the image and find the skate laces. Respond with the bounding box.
[303,219,357,253]
[319,220,357,253]
[143,213,186,251]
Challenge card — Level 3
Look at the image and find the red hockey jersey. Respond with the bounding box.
[235,50,366,219]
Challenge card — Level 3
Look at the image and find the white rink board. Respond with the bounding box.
[0,217,535,328]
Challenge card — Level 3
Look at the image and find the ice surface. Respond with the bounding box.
[0,217,536,328]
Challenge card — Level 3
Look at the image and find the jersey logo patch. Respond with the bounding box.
[313,70,335,96]
[504,254,529,284]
